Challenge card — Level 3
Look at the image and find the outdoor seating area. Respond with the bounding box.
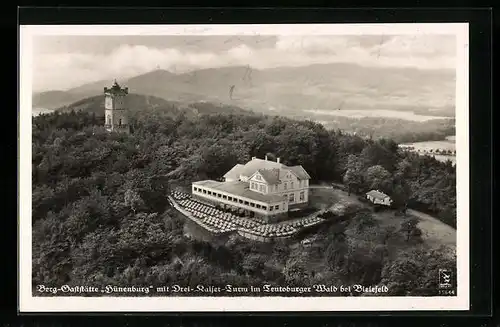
[178,197,264,229]
[286,216,325,229]
[178,198,238,234]
[171,191,326,241]
[171,190,191,201]
[250,224,297,237]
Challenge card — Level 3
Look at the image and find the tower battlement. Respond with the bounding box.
[104,80,129,95]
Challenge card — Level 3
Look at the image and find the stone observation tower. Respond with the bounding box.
[104,80,130,133]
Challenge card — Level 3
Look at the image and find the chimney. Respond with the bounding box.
[277,157,280,163]
[265,155,268,161]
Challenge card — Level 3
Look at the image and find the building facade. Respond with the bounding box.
[191,156,311,223]
[104,80,130,133]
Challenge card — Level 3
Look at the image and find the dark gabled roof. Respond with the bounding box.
[223,164,244,180]
[239,158,284,178]
[227,158,311,183]
[366,190,391,200]
[254,168,280,185]
[288,165,311,180]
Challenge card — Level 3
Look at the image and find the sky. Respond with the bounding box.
[32,34,456,92]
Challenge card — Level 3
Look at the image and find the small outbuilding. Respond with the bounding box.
[366,190,393,207]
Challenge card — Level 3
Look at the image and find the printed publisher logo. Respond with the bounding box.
[439,269,453,289]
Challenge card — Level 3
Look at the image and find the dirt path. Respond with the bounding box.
[407,209,456,255]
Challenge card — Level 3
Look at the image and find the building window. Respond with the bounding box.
[263,206,267,211]
[300,191,305,201]
[259,185,264,192]
[256,204,261,209]
[270,206,274,211]
[239,199,243,204]
[203,189,207,194]
[291,182,294,189]
[244,201,249,205]
[217,193,221,198]
[222,195,227,199]
[119,118,122,126]
[289,193,295,203]
[284,183,288,190]
[256,175,261,181]
[250,203,255,207]
[275,205,279,210]
[106,115,111,125]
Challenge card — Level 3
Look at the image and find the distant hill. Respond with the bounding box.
[55,93,253,118]
[33,63,456,117]
[56,93,181,115]
[32,90,86,109]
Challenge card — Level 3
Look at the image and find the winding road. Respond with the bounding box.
[310,184,457,256]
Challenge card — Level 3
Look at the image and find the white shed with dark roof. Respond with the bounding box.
[366,190,393,206]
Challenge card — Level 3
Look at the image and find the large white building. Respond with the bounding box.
[192,156,311,223]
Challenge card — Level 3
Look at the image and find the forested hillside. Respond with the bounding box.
[56,94,182,116]
[56,94,254,120]
[32,109,456,296]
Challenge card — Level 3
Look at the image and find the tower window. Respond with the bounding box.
[119,119,122,126]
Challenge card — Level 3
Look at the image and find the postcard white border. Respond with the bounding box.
[19,23,469,312]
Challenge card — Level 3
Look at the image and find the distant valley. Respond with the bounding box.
[33,63,456,119]
[33,63,455,142]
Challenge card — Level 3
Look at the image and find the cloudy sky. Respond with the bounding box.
[32,34,456,92]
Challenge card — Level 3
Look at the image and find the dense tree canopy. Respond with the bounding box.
[31,109,456,296]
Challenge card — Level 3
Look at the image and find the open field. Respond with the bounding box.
[305,109,452,122]
[401,139,455,151]
[400,135,456,165]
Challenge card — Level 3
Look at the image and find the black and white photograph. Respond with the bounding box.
[19,23,469,312]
